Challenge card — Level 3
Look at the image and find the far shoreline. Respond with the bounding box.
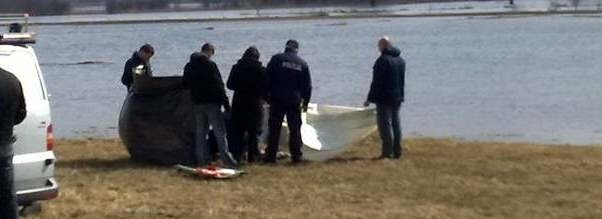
[21,10,602,26]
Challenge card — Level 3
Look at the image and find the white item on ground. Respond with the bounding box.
[261,104,377,161]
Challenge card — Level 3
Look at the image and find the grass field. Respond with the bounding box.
[28,134,602,219]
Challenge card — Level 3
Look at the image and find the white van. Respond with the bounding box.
[0,19,58,207]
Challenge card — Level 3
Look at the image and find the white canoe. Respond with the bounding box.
[261,104,377,161]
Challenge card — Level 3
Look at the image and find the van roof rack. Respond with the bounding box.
[0,14,35,45]
[0,14,30,31]
[0,33,36,45]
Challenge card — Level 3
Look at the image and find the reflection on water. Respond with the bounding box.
[30,15,602,145]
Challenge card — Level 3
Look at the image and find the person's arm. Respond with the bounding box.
[14,81,26,125]
[265,57,277,104]
[400,60,406,103]
[366,58,386,106]
[226,64,238,91]
[301,64,312,112]
[213,63,230,111]
[132,64,151,91]
[121,60,133,88]
[182,63,191,88]
[145,63,153,77]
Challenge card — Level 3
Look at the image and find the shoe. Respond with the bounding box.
[393,154,402,159]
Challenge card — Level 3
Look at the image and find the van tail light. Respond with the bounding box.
[47,124,54,151]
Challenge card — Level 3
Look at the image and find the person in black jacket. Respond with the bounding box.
[227,46,268,163]
[121,44,154,91]
[364,37,406,159]
[264,40,312,164]
[183,43,237,167]
[0,67,26,219]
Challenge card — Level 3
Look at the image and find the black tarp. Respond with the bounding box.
[118,76,197,165]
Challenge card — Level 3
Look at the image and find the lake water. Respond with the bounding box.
[29,15,602,145]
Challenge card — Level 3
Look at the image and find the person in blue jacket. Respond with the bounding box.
[264,40,312,164]
[364,37,406,159]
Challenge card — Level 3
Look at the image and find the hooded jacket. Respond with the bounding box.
[183,52,230,108]
[367,46,406,104]
[0,67,27,157]
[121,52,152,90]
[227,58,268,108]
[266,49,312,107]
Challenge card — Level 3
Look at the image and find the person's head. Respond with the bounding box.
[378,36,392,52]
[285,39,299,53]
[201,43,215,59]
[242,46,260,61]
[137,44,155,63]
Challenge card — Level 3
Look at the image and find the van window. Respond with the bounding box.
[0,48,46,101]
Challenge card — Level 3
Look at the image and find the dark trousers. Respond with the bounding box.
[230,104,262,163]
[0,155,18,219]
[376,102,403,158]
[266,102,303,162]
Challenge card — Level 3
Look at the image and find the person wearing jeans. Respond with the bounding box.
[0,154,17,219]
[1,67,27,219]
[376,103,402,159]
[365,37,406,159]
[183,43,237,167]
[193,105,234,167]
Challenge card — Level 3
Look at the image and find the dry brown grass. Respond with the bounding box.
[28,134,602,219]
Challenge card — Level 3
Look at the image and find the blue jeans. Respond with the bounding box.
[194,104,237,167]
[0,155,18,219]
[376,102,402,158]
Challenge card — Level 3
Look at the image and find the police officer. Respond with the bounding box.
[264,40,312,164]
[0,67,27,219]
[121,44,154,91]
